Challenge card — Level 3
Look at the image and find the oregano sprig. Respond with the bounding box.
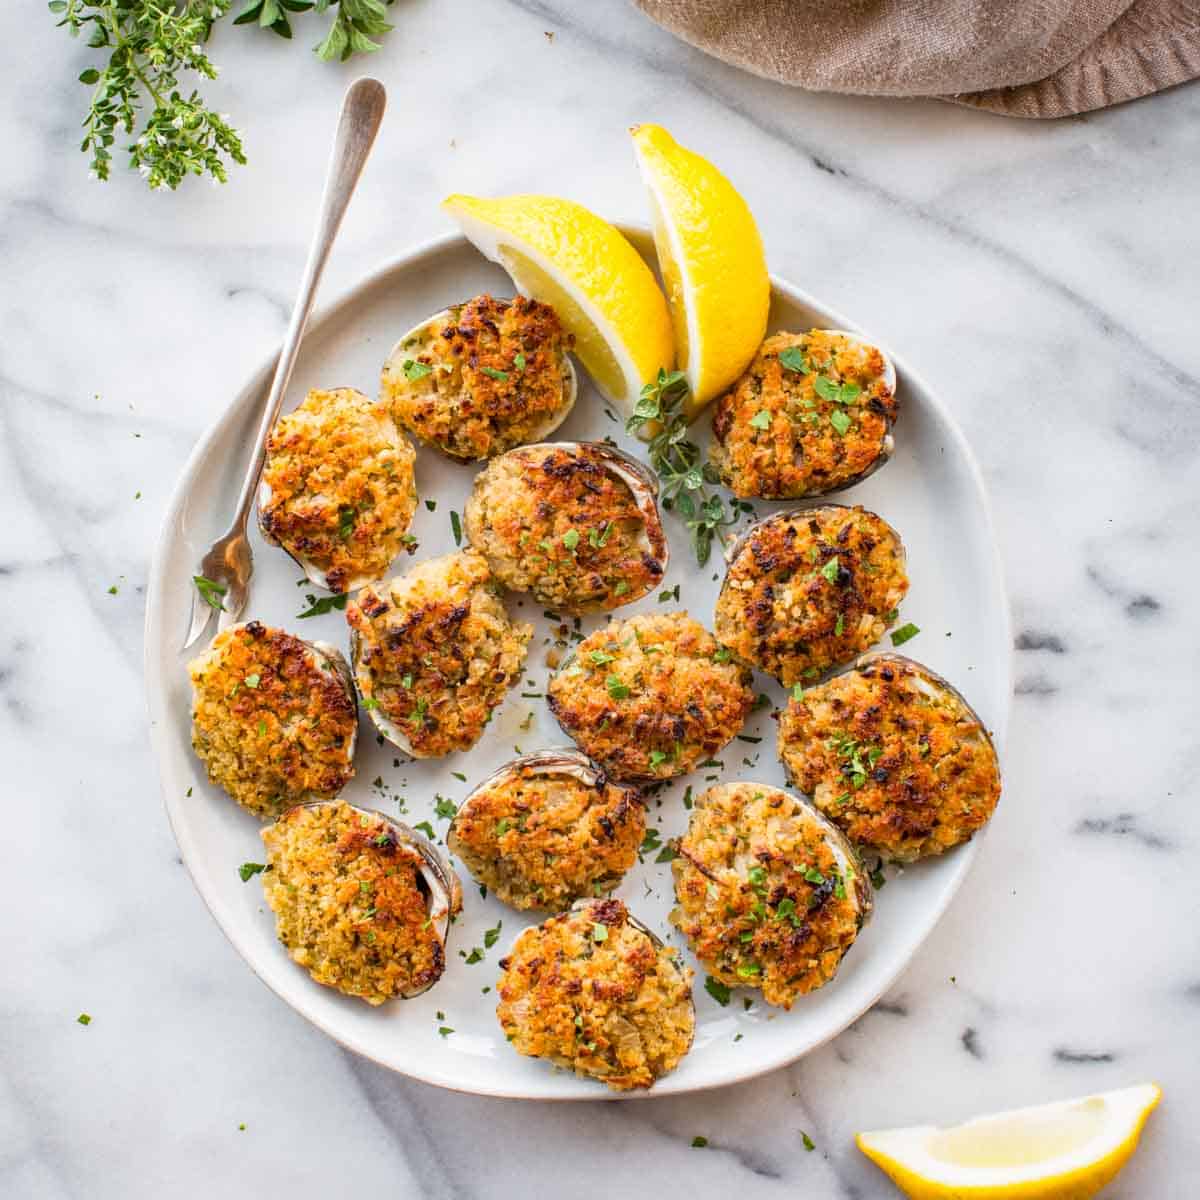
[625,369,737,566]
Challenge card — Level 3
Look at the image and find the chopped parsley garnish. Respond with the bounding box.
[495,818,513,837]
[591,923,608,943]
[803,867,826,885]
[193,575,227,611]
[480,366,509,382]
[296,592,348,619]
[640,828,663,856]
[704,976,731,1006]
[748,409,772,430]
[589,649,615,665]
[659,584,680,603]
[589,522,613,549]
[413,820,436,839]
[791,683,806,702]
[425,498,437,512]
[834,613,845,637]
[606,674,631,700]
[562,528,580,551]
[735,962,761,979]
[829,408,853,436]
[402,359,433,381]
[613,580,630,596]
[243,673,260,689]
[713,647,733,663]
[77,1013,92,1026]
[682,785,694,810]
[648,749,668,768]
[820,557,841,583]
[451,771,467,782]
[463,947,484,964]
[655,844,677,863]
[238,862,266,882]
[513,353,526,372]
[409,697,428,728]
[484,921,502,948]
[801,1131,816,1152]
[691,1136,708,1149]
[779,346,810,374]
[891,622,921,646]
[434,796,457,820]
[337,505,357,540]
[108,584,118,595]
[449,510,463,545]
[437,1026,454,1038]
[869,860,887,890]
[814,376,862,405]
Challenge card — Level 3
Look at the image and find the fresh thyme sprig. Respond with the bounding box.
[52,0,244,188]
[626,369,737,566]
[51,0,398,189]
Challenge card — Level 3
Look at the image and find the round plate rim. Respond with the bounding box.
[144,226,1013,1100]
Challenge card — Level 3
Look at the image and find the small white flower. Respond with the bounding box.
[137,135,148,147]
[156,133,167,145]
[139,163,151,177]
[172,115,184,129]
[191,43,203,55]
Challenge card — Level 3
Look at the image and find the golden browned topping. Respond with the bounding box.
[346,551,531,759]
[383,294,574,461]
[711,330,896,499]
[496,898,694,1091]
[259,388,418,593]
[187,621,357,819]
[671,783,869,1009]
[448,757,645,910]
[547,611,754,782]
[464,443,667,611]
[261,801,460,1005]
[714,505,908,686]
[778,654,1001,861]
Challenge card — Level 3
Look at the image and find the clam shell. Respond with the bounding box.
[383,303,578,462]
[297,799,464,997]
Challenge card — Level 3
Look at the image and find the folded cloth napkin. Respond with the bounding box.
[634,0,1200,116]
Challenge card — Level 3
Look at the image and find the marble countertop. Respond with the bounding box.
[3,1,1197,1195]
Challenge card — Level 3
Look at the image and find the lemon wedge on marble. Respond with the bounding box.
[630,123,769,418]
[856,1083,1161,1199]
[441,193,674,413]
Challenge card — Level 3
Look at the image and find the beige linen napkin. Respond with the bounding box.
[634,0,1200,116]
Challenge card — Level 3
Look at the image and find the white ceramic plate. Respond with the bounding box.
[145,228,1011,1099]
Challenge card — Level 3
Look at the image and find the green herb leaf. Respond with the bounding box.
[606,674,631,700]
[829,408,852,436]
[413,820,436,839]
[402,359,433,381]
[480,366,509,382]
[484,921,502,948]
[450,510,462,545]
[704,976,731,1006]
[778,346,810,374]
[434,796,457,820]
[591,922,608,943]
[238,862,266,882]
[890,622,921,646]
[77,1013,92,1026]
[194,575,227,611]
[801,1131,816,1152]
[514,353,526,372]
[748,409,772,430]
[691,1136,709,1149]
[337,505,357,540]
[820,557,841,583]
[814,375,862,405]
[562,528,580,550]
[296,592,348,619]
[589,522,613,549]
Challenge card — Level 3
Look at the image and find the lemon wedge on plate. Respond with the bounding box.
[441,193,674,413]
[856,1083,1161,1199]
[630,123,769,418]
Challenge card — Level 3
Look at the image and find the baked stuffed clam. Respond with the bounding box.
[381,294,577,462]
[711,330,897,500]
[448,749,645,911]
[345,550,531,759]
[187,620,357,819]
[257,386,418,594]
[778,652,1001,862]
[496,897,695,1091]
[260,799,463,1004]
[714,504,908,687]
[464,440,668,612]
[671,782,872,1009]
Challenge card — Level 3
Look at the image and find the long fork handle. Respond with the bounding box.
[228,77,387,528]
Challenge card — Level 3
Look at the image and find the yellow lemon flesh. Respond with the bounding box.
[441,193,674,413]
[630,123,769,419]
[856,1083,1161,1200]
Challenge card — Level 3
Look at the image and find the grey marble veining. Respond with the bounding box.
[2,0,1197,1195]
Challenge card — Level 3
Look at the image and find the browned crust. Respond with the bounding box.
[346,551,531,758]
[778,656,1001,861]
[495,899,694,1090]
[546,611,754,782]
[465,443,667,611]
[384,295,574,461]
[448,763,645,910]
[261,801,449,1004]
[188,621,356,818]
[714,505,908,686]
[711,330,896,499]
[670,783,866,1008]
[259,387,418,593]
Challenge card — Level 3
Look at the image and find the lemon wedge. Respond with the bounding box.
[856,1083,1161,1199]
[441,193,674,413]
[630,123,769,418]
